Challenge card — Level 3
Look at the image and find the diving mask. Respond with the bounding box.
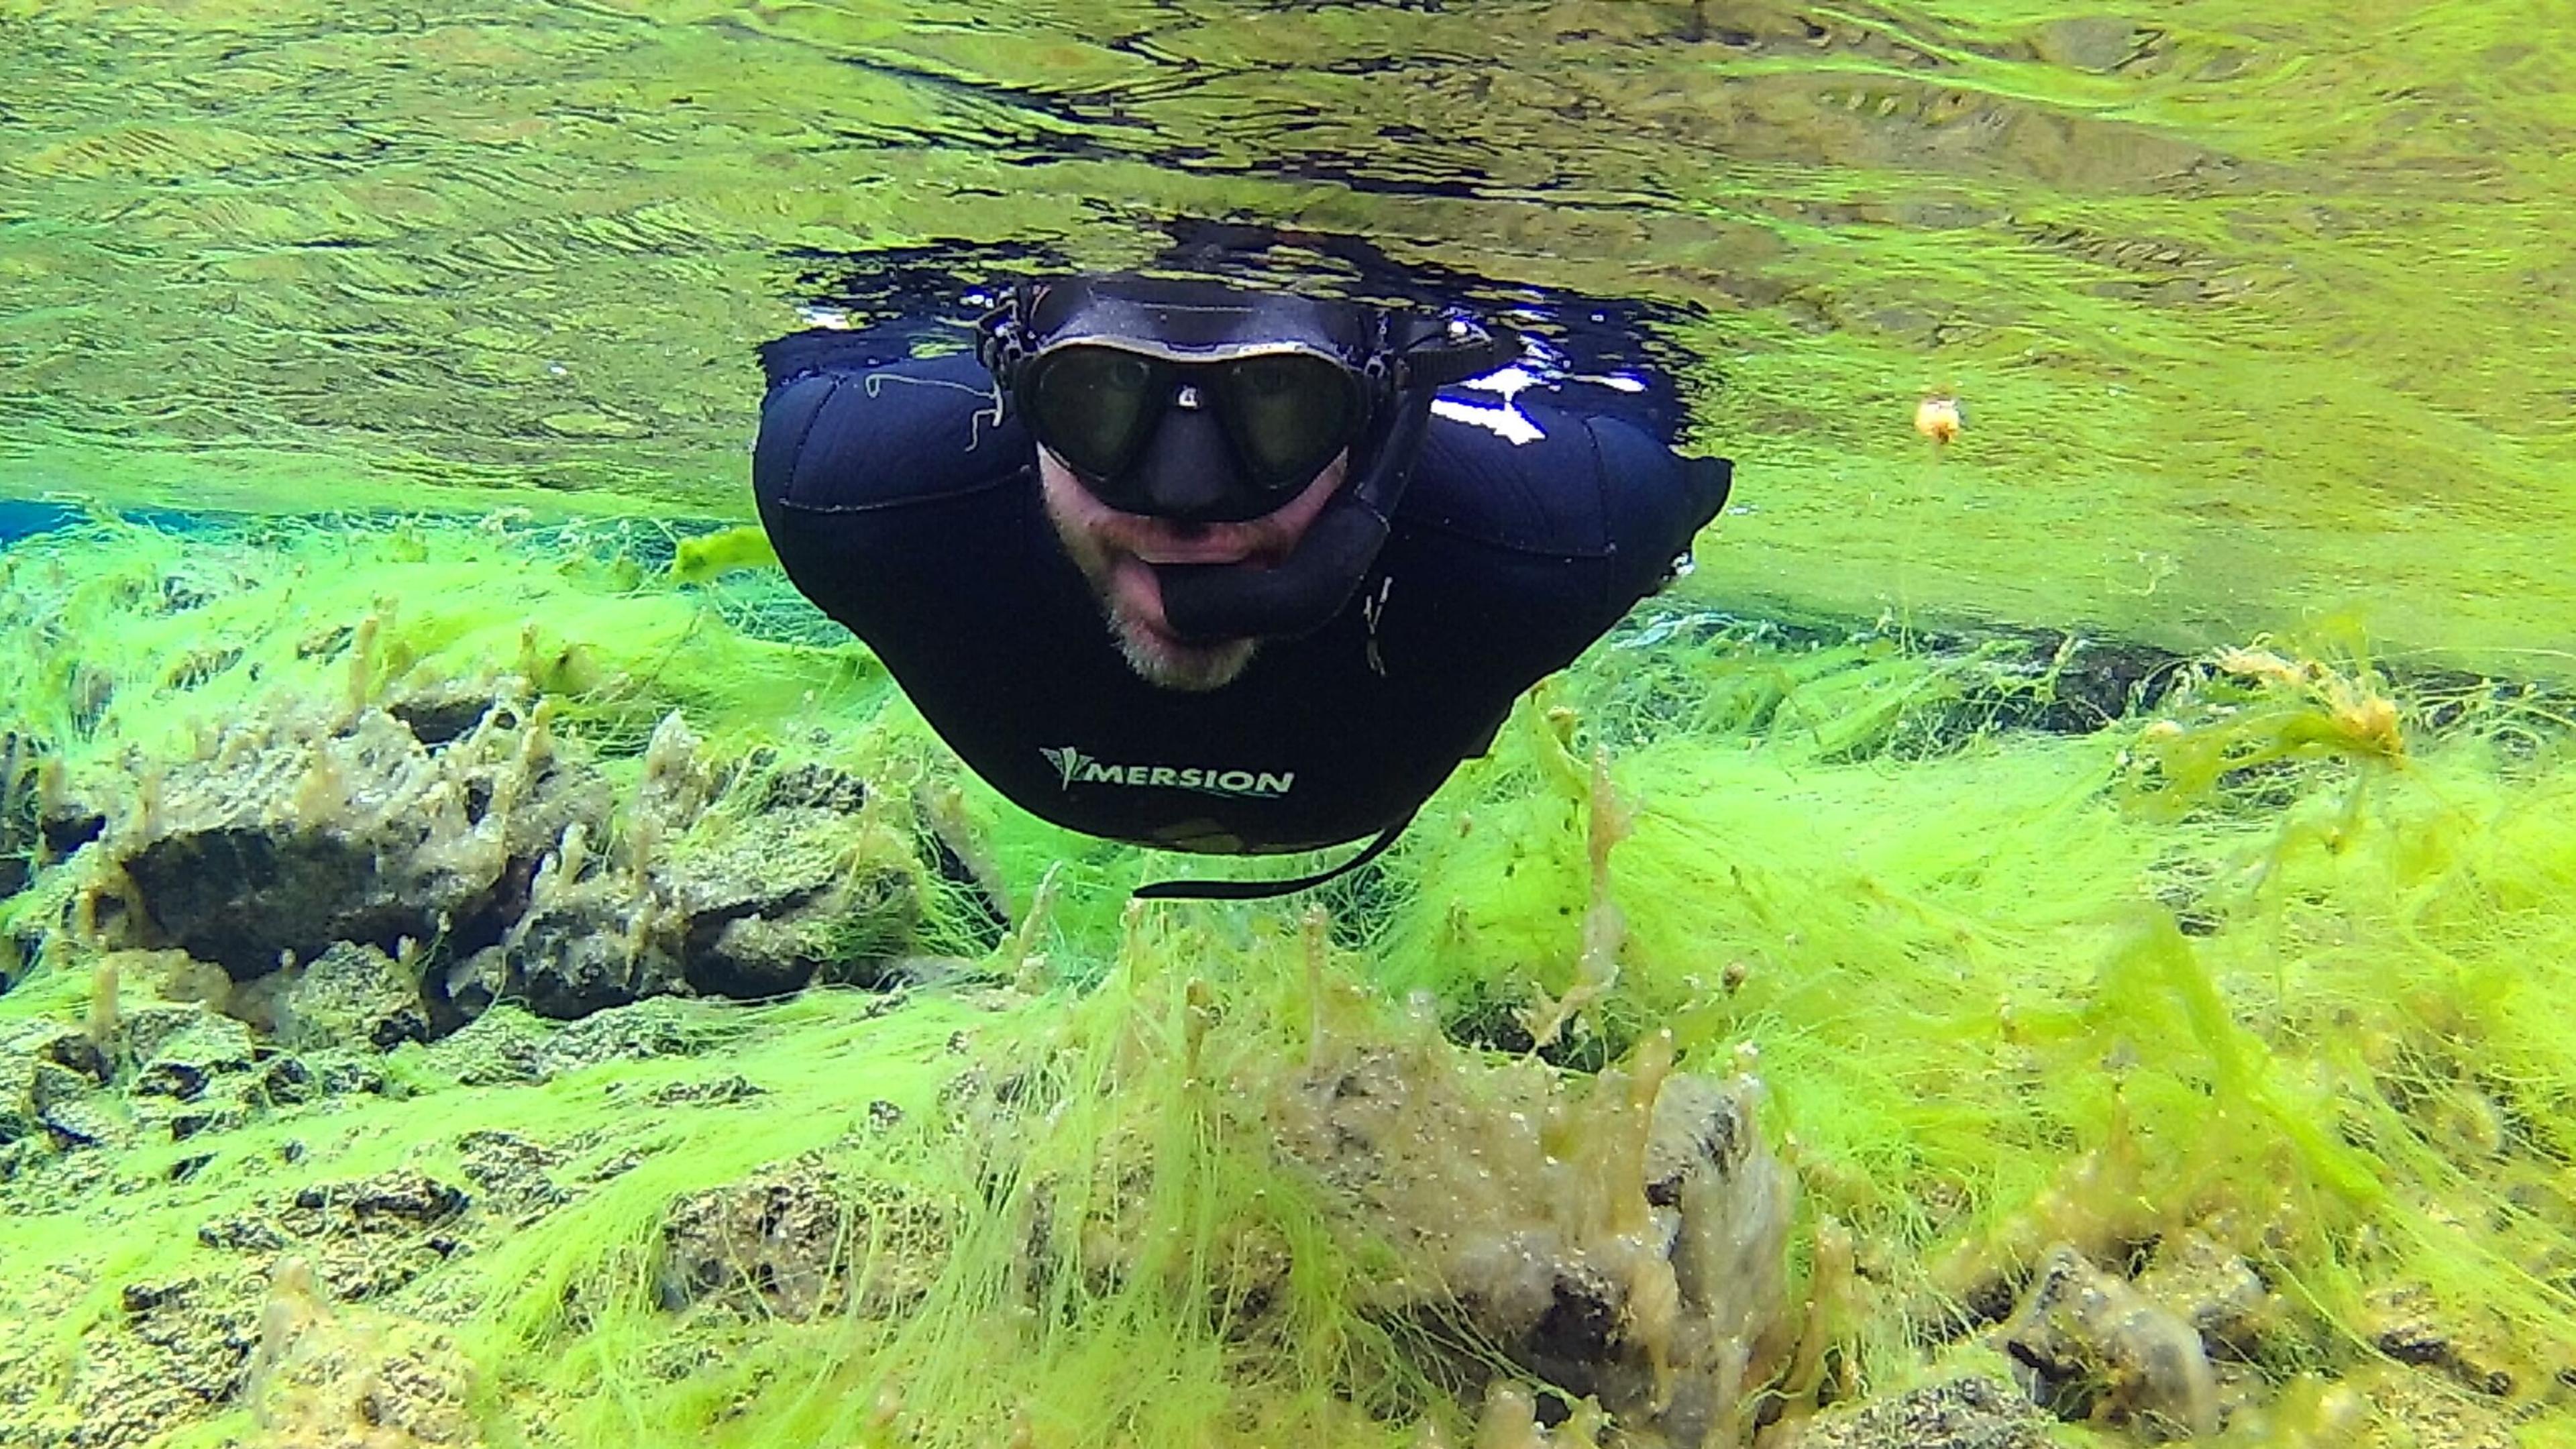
[979,274,1518,639]
[978,276,1400,524]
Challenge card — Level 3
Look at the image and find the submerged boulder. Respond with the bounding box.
[1271,1040,1796,1448]
[1788,1372,2053,1449]
[36,694,925,1034]
[89,699,603,980]
[1996,1244,2219,1440]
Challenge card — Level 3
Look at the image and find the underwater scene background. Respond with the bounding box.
[2,2,2572,1446]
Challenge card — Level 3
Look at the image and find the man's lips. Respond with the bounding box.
[1108,556,1178,638]
[1116,529,1260,566]
[1109,545,1271,641]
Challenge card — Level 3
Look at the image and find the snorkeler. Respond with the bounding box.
[751,273,1732,897]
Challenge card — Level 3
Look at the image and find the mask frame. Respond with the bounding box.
[977,274,1519,638]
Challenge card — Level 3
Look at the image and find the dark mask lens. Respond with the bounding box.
[1027,346,1161,478]
[1216,353,1359,486]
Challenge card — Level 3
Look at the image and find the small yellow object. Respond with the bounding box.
[1913,394,1962,444]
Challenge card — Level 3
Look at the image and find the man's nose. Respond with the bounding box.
[1124,408,1237,521]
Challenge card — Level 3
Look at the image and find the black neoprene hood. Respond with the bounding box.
[1004,274,1386,368]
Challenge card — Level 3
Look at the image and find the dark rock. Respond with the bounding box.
[282,942,431,1052]
[1996,1244,2217,1439]
[1790,1372,2053,1449]
[445,946,507,1020]
[40,799,107,859]
[34,1024,110,1085]
[502,875,684,1020]
[649,1074,765,1106]
[107,704,612,981]
[386,690,494,747]
[292,1169,468,1229]
[658,807,918,1001]
[47,694,930,1038]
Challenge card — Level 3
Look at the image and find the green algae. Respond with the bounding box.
[2,3,2575,1443]
[0,519,2571,1446]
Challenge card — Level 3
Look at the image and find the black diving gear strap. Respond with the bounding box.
[1130,812,1415,901]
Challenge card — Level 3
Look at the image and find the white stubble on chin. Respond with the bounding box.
[1040,464,1259,692]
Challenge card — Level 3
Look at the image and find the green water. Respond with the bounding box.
[5,0,2571,671]
[5,12,2576,1446]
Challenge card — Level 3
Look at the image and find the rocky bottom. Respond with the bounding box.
[0,967,2538,1449]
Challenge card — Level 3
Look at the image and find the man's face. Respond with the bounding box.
[1038,447,1345,692]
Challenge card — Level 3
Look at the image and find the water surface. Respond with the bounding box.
[3,0,2571,667]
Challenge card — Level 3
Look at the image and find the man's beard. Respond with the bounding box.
[1035,448,1346,692]
[1051,519,1262,692]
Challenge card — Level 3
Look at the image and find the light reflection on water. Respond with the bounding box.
[0,1,2569,667]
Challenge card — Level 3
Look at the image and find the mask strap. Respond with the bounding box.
[1130,813,1415,901]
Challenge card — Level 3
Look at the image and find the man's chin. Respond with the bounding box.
[1097,556,1257,690]
[1109,610,1258,692]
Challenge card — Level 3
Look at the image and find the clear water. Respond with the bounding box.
[5,7,2576,1447]
[5,0,2569,668]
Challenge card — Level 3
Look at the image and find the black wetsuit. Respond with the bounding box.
[753,344,1731,855]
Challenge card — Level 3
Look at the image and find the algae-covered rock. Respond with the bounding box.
[100,702,607,979]
[455,1129,571,1224]
[2131,1228,2279,1362]
[2363,1280,2522,1399]
[129,1005,258,1103]
[1788,1371,2053,1449]
[425,996,736,1087]
[656,1157,852,1321]
[34,693,926,1030]
[5,1267,267,1448]
[655,1154,948,1324]
[635,712,920,1004]
[246,1256,480,1447]
[1996,1243,2219,1439]
[282,941,433,1052]
[1271,1043,1794,1448]
[24,1055,123,1149]
[665,804,918,999]
[199,1169,472,1304]
[500,869,685,1020]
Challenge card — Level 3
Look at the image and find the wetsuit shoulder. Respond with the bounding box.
[751,341,1042,686]
[752,346,1026,515]
[1399,384,1732,623]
